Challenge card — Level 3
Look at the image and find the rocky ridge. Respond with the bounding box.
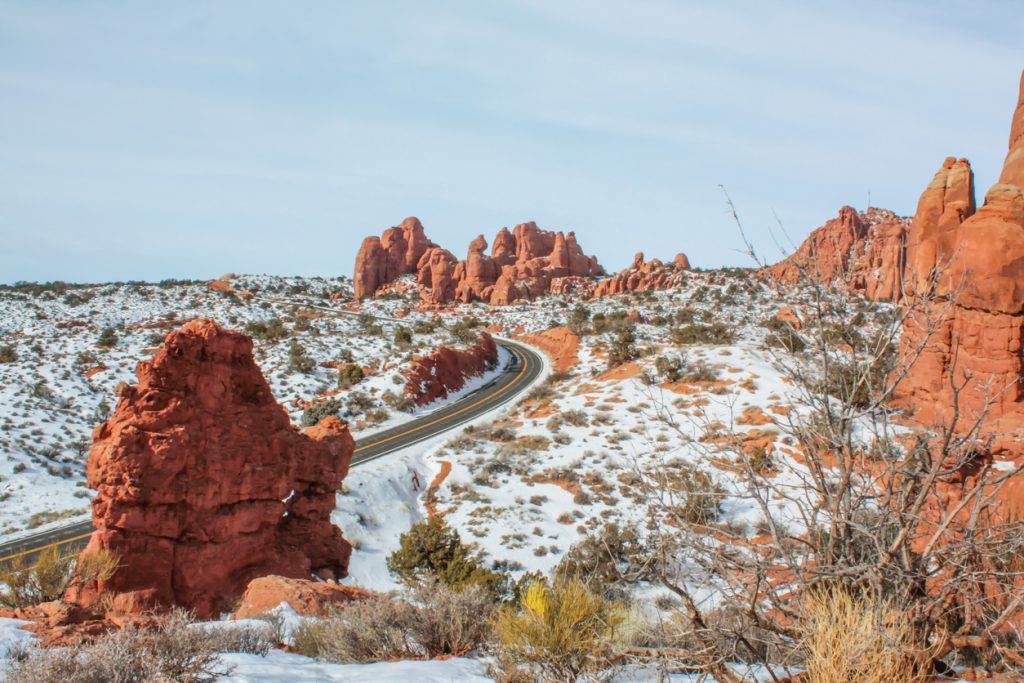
[355,219,604,305]
[765,206,911,302]
[403,332,499,406]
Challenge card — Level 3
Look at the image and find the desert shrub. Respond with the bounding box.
[547,410,588,432]
[683,359,719,383]
[495,577,626,682]
[555,523,644,591]
[387,518,507,597]
[356,313,384,336]
[293,582,495,664]
[287,340,315,374]
[671,322,736,345]
[0,546,77,609]
[448,317,484,344]
[408,580,497,656]
[560,409,588,427]
[245,318,288,341]
[96,327,118,348]
[763,316,806,352]
[815,359,888,409]
[3,608,235,682]
[606,324,638,369]
[201,620,277,656]
[659,466,723,525]
[526,384,555,403]
[292,598,421,663]
[568,305,591,335]
[393,327,413,346]
[345,391,374,415]
[801,583,932,683]
[654,353,685,382]
[495,435,550,458]
[301,398,342,426]
[75,350,99,368]
[337,363,364,388]
[381,389,414,412]
[75,548,120,585]
[821,320,865,349]
[413,318,440,334]
[0,345,17,363]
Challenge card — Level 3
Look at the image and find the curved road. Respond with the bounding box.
[0,338,543,567]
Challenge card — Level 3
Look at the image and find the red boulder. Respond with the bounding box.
[66,319,355,619]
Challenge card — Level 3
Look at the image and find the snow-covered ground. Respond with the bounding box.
[2,270,982,681]
[329,271,822,604]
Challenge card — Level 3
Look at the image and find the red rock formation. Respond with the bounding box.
[473,223,604,305]
[517,327,580,373]
[354,217,436,299]
[765,206,911,301]
[454,235,500,303]
[404,333,499,406]
[590,251,690,298]
[895,70,1024,448]
[353,219,603,305]
[232,575,369,619]
[904,157,976,297]
[66,319,354,619]
[416,246,460,305]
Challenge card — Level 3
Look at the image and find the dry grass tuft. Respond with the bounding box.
[495,577,625,682]
[801,583,933,683]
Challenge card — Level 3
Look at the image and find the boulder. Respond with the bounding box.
[65,319,355,619]
[232,575,369,619]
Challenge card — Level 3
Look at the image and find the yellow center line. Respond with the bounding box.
[0,344,533,564]
[0,531,93,563]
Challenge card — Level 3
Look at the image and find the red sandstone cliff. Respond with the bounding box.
[894,71,1024,444]
[354,217,436,299]
[404,333,499,406]
[354,220,604,305]
[66,319,355,618]
[765,206,911,301]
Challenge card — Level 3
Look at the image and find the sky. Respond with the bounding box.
[1,1,1022,284]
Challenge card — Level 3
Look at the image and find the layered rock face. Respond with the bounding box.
[894,72,1024,443]
[765,206,911,301]
[404,333,499,406]
[590,251,691,298]
[353,220,604,305]
[67,319,355,618]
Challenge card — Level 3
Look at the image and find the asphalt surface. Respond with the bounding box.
[0,337,542,568]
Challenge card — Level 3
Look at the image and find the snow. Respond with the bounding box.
[218,652,492,682]
[0,617,35,662]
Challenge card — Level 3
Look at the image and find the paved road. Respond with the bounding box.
[0,338,543,567]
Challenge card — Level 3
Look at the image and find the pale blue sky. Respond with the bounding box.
[1,1,1022,283]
